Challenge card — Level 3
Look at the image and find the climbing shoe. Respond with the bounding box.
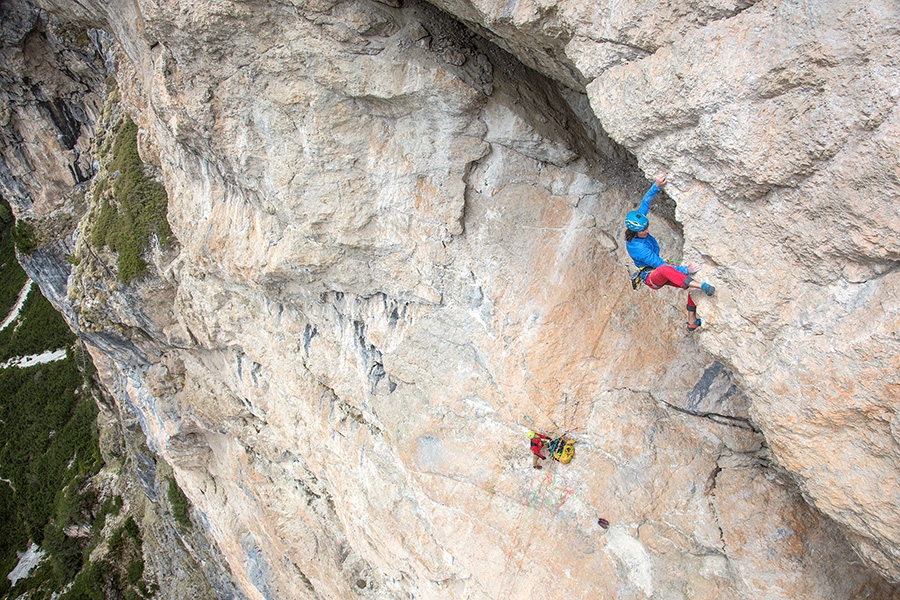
[598,518,610,529]
[687,318,702,332]
[701,283,715,296]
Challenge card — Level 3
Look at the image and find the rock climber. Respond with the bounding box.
[625,173,715,331]
[528,430,550,469]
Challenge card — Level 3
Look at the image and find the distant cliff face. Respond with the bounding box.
[3,0,900,598]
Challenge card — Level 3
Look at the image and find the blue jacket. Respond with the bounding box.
[626,184,689,276]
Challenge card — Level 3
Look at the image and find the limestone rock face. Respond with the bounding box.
[3,0,900,598]
[585,0,900,581]
[418,0,900,585]
[0,1,101,216]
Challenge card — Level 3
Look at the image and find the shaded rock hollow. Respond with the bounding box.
[1,0,900,598]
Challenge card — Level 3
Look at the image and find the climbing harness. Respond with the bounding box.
[629,266,653,290]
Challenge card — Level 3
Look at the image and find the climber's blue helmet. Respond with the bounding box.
[625,211,649,232]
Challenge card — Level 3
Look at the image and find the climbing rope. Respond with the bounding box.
[496,469,574,599]
[591,279,631,358]
[544,279,632,437]
[495,468,545,599]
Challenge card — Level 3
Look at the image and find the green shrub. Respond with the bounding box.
[42,518,85,587]
[0,205,29,320]
[125,556,144,585]
[96,516,150,598]
[11,220,38,254]
[92,494,123,536]
[0,289,75,362]
[0,199,12,225]
[122,515,140,543]
[167,477,192,528]
[89,115,171,283]
[62,559,106,600]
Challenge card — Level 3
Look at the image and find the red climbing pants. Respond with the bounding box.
[644,265,690,290]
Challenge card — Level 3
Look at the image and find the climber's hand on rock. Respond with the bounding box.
[688,262,702,274]
[655,173,668,187]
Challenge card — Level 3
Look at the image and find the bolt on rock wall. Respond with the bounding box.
[3,0,900,598]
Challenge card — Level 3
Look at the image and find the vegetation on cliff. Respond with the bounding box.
[0,201,156,599]
[0,205,28,313]
[61,515,156,600]
[166,478,192,530]
[85,79,172,284]
[0,202,96,596]
[89,113,172,283]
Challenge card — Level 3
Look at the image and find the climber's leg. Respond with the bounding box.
[646,265,716,296]
[644,265,689,289]
[687,293,701,331]
[682,277,715,296]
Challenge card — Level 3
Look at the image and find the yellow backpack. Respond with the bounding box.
[550,437,575,464]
